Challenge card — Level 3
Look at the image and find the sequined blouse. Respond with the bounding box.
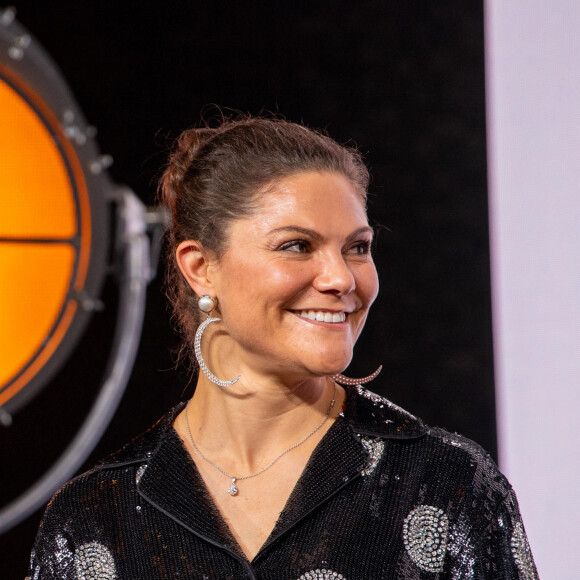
[28,386,538,579]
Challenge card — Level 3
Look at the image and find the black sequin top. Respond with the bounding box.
[28,386,538,579]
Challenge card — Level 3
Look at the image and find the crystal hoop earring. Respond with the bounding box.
[194,295,240,387]
[332,365,383,386]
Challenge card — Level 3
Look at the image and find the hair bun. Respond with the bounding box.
[161,128,215,209]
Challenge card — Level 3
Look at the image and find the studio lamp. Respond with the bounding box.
[0,7,165,532]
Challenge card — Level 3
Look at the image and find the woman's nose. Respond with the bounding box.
[313,252,356,295]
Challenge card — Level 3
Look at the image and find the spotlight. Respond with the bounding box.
[0,7,165,532]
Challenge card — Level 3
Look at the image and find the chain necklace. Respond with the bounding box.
[185,383,337,496]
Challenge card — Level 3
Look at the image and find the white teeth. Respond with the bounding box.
[297,310,346,323]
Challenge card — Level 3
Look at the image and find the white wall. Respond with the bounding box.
[485,1,580,577]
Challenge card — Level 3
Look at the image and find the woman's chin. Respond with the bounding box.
[306,357,352,379]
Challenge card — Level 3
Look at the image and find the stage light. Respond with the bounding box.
[0,7,164,532]
[0,8,109,416]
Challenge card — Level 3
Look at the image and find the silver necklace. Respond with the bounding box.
[185,383,337,496]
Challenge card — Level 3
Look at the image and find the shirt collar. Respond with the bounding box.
[98,385,427,469]
[344,384,427,439]
[135,409,368,563]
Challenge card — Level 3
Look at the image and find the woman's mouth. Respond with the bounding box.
[296,310,347,323]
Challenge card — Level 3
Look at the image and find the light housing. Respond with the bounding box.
[0,8,109,415]
[0,8,163,533]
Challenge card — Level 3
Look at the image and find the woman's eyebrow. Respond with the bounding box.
[267,225,374,242]
[267,226,323,240]
[345,226,374,242]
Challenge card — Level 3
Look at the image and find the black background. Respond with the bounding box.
[1,1,493,577]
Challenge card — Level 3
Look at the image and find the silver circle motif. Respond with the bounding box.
[297,569,346,579]
[74,542,117,580]
[403,505,449,573]
[511,522,537,579]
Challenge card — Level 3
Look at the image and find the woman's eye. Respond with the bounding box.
[347,240,372,255]
[279,240,311,253]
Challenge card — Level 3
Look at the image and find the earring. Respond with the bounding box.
[332,365,383,386]
[194,295,240,387]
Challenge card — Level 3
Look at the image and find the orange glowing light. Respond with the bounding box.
[0,64,92,408]
[0,79,76,238]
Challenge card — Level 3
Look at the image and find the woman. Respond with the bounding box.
[29,117,538,579]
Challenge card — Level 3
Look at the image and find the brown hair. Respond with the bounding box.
[159,115,369,365]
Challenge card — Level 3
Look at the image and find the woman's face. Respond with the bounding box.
[204,171,379,381]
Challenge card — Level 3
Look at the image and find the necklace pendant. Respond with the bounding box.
[227,478,238,496]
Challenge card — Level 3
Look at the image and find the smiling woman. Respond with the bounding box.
[175,171,378,385]
[28,116,538,579]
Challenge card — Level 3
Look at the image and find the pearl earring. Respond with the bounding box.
[194,295,240,387]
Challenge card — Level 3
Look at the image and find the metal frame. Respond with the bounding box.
[0,189,162,533]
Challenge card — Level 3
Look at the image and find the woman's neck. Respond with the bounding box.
[181,373,343,475]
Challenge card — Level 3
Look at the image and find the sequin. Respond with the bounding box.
[447,515,476,579]
[441,434,463,448]
[53,534,74,569]
[356,384,386,405]
[135,463,147,484]
[28,548,39,580]
[27,562,41,580]
[74,542,117,580]
[359,436,385,476]
[403,505,449,572]
[297,569,346,579]
[511,522,537,579]
[355,384,416,423]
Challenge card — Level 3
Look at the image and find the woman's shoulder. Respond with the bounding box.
[30,404,185,576]
[345,385,511,497]
[47,403,184,511]
[342,386,537,578]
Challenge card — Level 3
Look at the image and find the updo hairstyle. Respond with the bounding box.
[159,115,370,365]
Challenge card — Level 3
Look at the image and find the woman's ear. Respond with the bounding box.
[175,240,216,297]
